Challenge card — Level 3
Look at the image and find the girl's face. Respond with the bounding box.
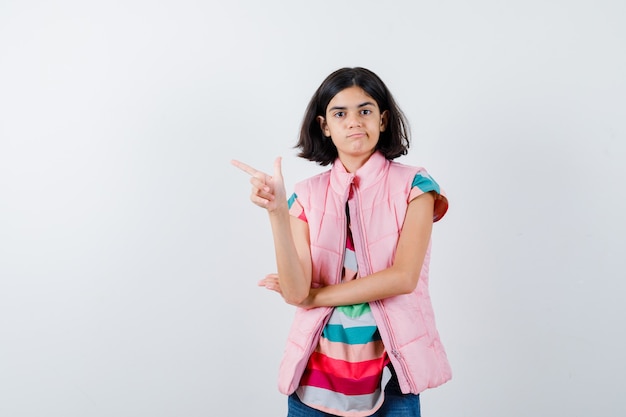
[318,86,388,171]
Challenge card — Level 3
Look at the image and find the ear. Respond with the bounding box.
[379,110,389,132]
[317,115,330,137]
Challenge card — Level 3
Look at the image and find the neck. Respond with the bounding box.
[338,151,375,173]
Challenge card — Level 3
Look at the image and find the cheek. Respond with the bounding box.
[325,122,340,137]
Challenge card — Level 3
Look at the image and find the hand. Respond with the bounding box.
[231,157,287,213]
[259,273,318,308]
[258,273,282,295]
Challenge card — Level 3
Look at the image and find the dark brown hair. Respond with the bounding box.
[295,67,410,166]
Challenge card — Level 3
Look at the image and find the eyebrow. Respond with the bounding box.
[328,101,376,111]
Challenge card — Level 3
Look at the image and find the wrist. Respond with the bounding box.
[267,203,290,219]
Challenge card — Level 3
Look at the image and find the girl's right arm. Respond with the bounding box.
[231,158,312,305]
[267,212,312,305]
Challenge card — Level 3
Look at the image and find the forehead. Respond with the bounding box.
[327,86,378,109]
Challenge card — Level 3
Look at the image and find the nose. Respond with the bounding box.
[346,112,361,128]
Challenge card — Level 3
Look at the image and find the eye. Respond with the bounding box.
[333,111,345,118]
[360,109,372,115]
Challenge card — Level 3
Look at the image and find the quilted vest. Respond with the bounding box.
[277,151,452,395]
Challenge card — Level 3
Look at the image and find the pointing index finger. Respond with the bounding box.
[231,159,260,177]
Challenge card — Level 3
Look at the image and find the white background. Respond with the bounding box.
[1,1,625,416]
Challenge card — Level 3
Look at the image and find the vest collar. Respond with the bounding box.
[329,151,390,195]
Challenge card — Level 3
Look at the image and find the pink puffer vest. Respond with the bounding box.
[277,151,452,395]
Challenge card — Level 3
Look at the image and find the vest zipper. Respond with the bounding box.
[292,179,351,391]
[337,177,352,284]
[376,300,417,393]
[350,184,418,394]
[291,307,332,392]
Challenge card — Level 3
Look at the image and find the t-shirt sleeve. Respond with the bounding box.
[408,171,449,222]
[287,193,307,222]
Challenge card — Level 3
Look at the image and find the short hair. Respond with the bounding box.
[295,67,410,166]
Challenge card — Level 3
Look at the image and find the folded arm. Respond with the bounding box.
[260,192,435,308]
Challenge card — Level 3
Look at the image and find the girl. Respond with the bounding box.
[232,67,451,417]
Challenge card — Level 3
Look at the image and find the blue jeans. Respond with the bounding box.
[287,392,421,417]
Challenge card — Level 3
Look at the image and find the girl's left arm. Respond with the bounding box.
[300,191,435,308]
